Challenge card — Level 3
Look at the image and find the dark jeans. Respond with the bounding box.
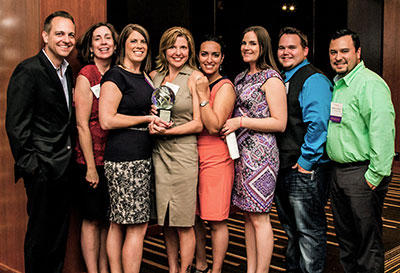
[23,169,71,273]
[275,164,329,273]
[330,162,390,273]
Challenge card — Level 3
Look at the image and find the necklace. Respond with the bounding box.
[209,75,223,85]
[120,64,141,74]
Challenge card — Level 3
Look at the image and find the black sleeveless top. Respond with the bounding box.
[101,66,154,162]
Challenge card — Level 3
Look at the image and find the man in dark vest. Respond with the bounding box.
[274,27,332,273]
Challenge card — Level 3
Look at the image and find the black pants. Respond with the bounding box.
[23,170,71,273]
[330,162,390,273]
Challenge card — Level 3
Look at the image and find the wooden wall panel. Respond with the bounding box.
[383,0,400,173]
[0,0,40,271]
[0,0,106,272]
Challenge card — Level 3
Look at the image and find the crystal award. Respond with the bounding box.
[151,85,175,122]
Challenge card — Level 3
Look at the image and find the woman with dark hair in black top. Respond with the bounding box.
[99,23,165,273]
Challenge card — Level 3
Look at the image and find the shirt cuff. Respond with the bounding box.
[364,169,384,186]
[297,156,313,171]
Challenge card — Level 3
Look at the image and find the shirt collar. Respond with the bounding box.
[281,59,309,82]
[179,64,193,75]
[42,48,69,75]
[333,60,365,86]
[159,64,194,79]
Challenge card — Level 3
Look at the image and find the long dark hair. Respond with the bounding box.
[117,24,152,73]
[242,26,279,72]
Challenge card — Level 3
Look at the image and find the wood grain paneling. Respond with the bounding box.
[383,0,400,173]
[0,0,106,272]
[0,0,40,271]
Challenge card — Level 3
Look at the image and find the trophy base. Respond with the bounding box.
[159,109,171,123]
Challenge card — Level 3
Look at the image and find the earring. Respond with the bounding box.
[219,64,223,72]
[90,51,94,59]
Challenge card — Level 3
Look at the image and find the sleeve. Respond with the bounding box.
[101,67,126,93]
[297,73,333,171]
[5,64,40,180]
[79,65,101,87]
[263,69,284,84]
[361,79,395,186]
[78,65,91,82]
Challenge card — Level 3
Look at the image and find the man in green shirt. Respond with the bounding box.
[327,29,395,273]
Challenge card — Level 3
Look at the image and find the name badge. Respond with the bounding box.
[165,82,180,96]
[330,102,343,123]
[90,84,100,98]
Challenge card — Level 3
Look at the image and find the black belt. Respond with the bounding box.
[333,160,369,168]
[156,134,196,142]
[127,127,148,131]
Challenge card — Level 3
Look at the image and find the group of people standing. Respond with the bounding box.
[5,9,395,273]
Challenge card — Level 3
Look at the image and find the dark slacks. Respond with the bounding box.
[23,170,71,273]
[330,162,390,273]
[275,164,329,273]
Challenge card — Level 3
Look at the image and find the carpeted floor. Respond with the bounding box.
[140,174,400,273]
[1,176,398,273]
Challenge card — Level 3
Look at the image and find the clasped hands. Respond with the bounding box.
[148,105,173,135]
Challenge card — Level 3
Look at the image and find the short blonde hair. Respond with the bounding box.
[155,26,197,72]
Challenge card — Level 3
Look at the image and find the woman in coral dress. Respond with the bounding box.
[193,35,236,273]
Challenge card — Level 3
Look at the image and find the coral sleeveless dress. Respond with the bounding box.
[197,77,235,221]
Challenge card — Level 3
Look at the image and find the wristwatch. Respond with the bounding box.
[200,101,209,107]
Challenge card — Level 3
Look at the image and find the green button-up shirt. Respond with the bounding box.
[326,61,395,186]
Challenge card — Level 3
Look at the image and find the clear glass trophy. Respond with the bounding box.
[151,85,175,122]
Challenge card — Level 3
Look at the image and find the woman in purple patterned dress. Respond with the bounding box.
[222,26,287,273]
